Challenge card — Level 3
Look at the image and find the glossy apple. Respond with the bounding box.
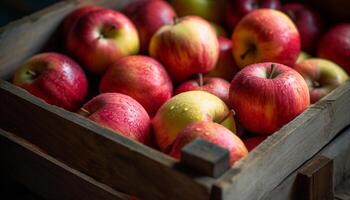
[282,3,323,53]
[149,16,219,83]
[206,36,239,81]
[317,24,350,74]
[78,93,151,144]
[13,52,88,111]
[170,121,248,165]
[153,91,236,151]
[243,136,267,151]
[294,58,349,103]
[99,55,173,117]
[65,8,139,75]
[169,0,226,23]
[226,0,281,32]
[232,9,300,68]
[175,76,230,105]
[229,62,310,135]
[123,0,176,53]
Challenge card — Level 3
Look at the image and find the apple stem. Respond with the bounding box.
[269,64,276,79]
[218,109,235,124]
[77,108,91,117]
[240,45,255,60]
[198,73,204,87]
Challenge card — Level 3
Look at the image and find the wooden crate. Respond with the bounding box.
[0,0,350,199]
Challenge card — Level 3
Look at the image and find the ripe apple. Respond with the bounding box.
[317,24,350,74]
[232,9,300,68]
[169,0,226,23]
[175,76,230,105]
[169,121,248,165]
[149,16,219,83]
[226,0,281,32]
[206,36,239,81]
[13,52,88,111]
[294,58,349,103]
[282,3,323,53]
[65,8,140,75]
[153,91,236,151]
[123,0,177,53]
[99,55,173,117]
[229,62,310,135]
[296,51,311,64]
[243,136,267,152]
[78,93,151,144]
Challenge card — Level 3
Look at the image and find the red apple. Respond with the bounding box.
[226,0,281,32]
[206,36,239,81]
[149,16,219,83]
[13,53,88,111]
[294,58,349,103]
[123,0,177,53]
[78,93,151,144]
[232,9,300,68]
[229,62,310,135]
[169,121,248,165]
[282,3,323,53]
[317,24,350,74]
[243,136,267,152]
[99,55,173,117]
[175,76,230,105]
[65,8,140,75]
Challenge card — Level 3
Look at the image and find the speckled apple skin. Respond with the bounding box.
[149,16,219,83]
[79,93,151,144]
[170,121,248,165]
[232,9,300,68]
[99,55,173,117]
[229,62,310,135]
[13,52,88,111]
[153,91,236,151]
[317,24,350,74]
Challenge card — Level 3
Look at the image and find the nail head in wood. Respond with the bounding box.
[180,139,230,178]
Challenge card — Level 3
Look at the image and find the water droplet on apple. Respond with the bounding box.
[204,132,210,136]
[195,128,201,131]
[170,105,175,110]
[184,107,189,111]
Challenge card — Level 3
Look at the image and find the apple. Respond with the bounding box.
[243,136,267,152]
[229,62,310,135]
[210,22,228,37]
[65,8,140,75]
[169,121,248,165]
[78,93,151,144]
[153,91,236,151]
[99,55,173,117]
[232,9,300,68]
[175,76,230,105]
[296,51,311,64]
[206,36,239,81]
[294,58,349,103]
[226,0,281,32]
[13,52,88,111]
[123,0,177,53]
[149,16,219,83]
[169,0,226,23]
[317,24,350,74]
[282,3,323,53]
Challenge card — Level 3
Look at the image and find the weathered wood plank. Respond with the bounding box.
[335,178,350,200]
[0,80,211,200]
[212,80,350,200]
[0,128,128,200]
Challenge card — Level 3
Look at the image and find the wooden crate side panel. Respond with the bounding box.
[212,80,350,200]
[0,80,210,200]
[0,129,129,200]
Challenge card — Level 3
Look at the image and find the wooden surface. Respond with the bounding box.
[296,156,334,200]
[212,80,350,200]
[335,179,350,200]
[0,128,129,200]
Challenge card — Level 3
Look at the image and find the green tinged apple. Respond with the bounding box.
[296,51,311,63]
[153,91,236,151]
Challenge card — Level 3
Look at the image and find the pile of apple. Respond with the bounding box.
[13,0,350,166]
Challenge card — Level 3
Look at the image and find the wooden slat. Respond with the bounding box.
[0,80,211,200]
[212,80,350,200]
[335,179,350,200]
[0,128,128,200]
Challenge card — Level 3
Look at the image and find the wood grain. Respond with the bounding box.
[212,80,350,200]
